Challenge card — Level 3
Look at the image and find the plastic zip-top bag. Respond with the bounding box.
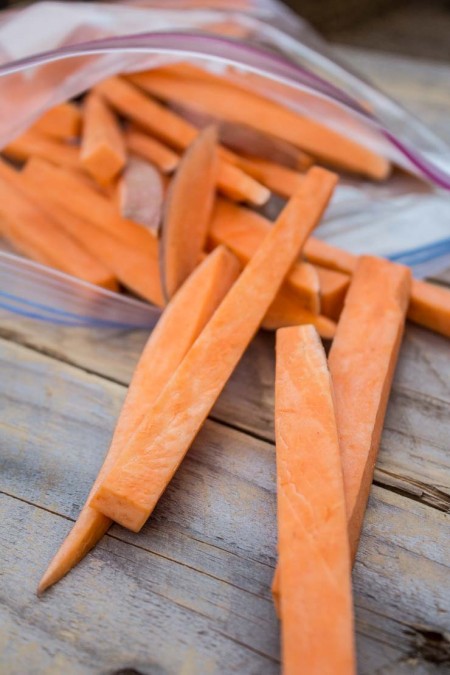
[0,0,449,327]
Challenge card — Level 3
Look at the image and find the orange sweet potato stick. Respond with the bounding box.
[161,126,218,299]
[408,279,450,338]
[23,157,157,257]
[329,256,411,557]
[0,160,116,290]
[303,237,357,275]
[118,156,164,235]
[315,266,351,320]
[275,325,356,675]
[94,77,270,205]
[80,92,126,186]
[31,102,81,140]
[262,286,336,339]
[17,171,166,301]
[2,128,80,169]
[128,70,390,180]
[211,158,269,205]
[23,157,164,306]
[209,199,320,313]
[88,167,338,532]
[234,155,305,198]
[125,127,179,173]
[305,240,450,338]
[272,255,411,608]
[94,76,197,147]
[210,200,450,338]
[37,246,241,594]
[167,99,312,170]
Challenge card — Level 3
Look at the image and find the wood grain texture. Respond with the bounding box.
[1,314,449,514]
[334,47,450,145]
[1,338,449,674]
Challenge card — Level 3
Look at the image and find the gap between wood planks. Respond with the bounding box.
[0,329,448,518]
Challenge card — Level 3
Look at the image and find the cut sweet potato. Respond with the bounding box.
[23,157,164,305]
[95,76,197,148]
[88,167,338,531]
[31,102,81,140]
[303,238,357,275]
[0,159,116,290]
[168,100,311,170]
[209,199,320,313]
[235,155,305,198]
[316,266,351,320]
[263,286,336,339]
[18,171,167,300]
[408,279,450,339]
[2,129,80,169]
[275,325,355,675]
[125,127,179,173]
[95,77,269,205]
[129,69,390,180]
[307,240,450,336]
[80,92,126,186]
[272,255,411,608]
[37,246,241,594]
[330,256,411,558]
[161,126,218,299]
[209,201,450,338]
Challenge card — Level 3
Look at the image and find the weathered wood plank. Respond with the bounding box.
[1,313,449,514]
[0,495,279,675]
[1,338,449,673]
[334,47,450,144]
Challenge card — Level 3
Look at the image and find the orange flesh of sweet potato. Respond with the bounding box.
[18,170,163,298]
[209,199,321,313]
[161,126,218,299]
[31,102,81,140]
[125,127,179,173]
[95,77,269,205]
[3,128,80,169]
[408,279,450,338]
[37,246,241,594]
[306,240,450,337]
[87,167,338,531]
[330,256,411,558]
[272,255,411,606]
[276,325,355,675]
[80,92,126,186]
[23,157,164,305]
[209,200,450,338]
[303,237,358,274]
[315,265,351,320]
[263,286,336,338]
[0,159,116,290]
[128,69,390,180]
[234,155,305,198]
[168,100,312,170]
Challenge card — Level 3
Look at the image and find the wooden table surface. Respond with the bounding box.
[1,48,449,675]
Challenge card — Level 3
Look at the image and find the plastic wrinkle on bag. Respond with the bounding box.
[0,0,449,326]
[0,251,161,328]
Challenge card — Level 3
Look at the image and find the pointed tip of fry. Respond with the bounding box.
[36,573,52,596]
[36,555,70,595]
